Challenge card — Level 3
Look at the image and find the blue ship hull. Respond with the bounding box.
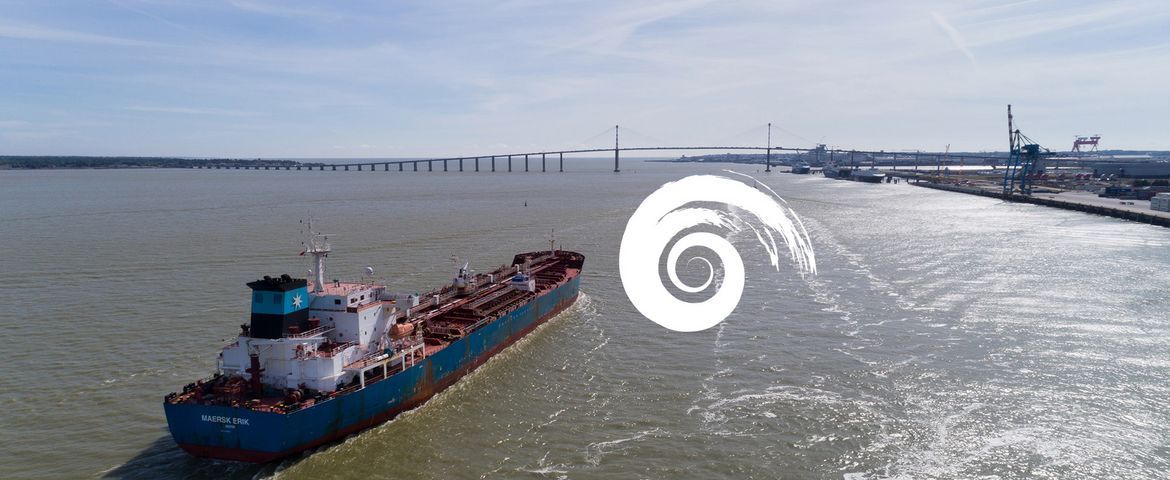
[165,275,580,462]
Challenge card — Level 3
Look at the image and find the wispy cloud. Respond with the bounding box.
[0,22,152,46]
[0,0,1167,156]
[931,11,976,65]
[0,120,32,129]
[556,0,718,54]
[224,0,350,21]
[124,105,260,116]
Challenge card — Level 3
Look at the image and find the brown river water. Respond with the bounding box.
[2,160,1169,479]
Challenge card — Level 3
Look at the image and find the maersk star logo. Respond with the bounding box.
[292,294,303,309]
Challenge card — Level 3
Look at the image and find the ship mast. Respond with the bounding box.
[304,219,331,293]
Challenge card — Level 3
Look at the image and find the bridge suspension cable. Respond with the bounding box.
[574,125,618,148]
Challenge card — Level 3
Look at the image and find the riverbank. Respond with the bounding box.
[0,156,311,170]
[913,181,1170,228]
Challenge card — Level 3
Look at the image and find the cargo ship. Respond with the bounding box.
[164,226,584,462]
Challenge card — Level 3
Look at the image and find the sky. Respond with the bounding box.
[0,0,1167,157]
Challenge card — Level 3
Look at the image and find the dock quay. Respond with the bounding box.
[913,181,1170,228]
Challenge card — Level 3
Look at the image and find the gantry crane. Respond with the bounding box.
[1002,105,1052,196]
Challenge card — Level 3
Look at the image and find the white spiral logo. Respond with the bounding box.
[619,173,817,332]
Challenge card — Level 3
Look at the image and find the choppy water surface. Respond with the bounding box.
[2,161,1169,479]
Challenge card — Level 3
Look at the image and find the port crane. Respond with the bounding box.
[1071,135,1101,154]
[1002,105,1052,195]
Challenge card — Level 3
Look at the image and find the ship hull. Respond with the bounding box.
[823,167,852,179]
[165,274,580,462]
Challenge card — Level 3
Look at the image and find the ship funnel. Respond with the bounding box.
[246,275,310,339]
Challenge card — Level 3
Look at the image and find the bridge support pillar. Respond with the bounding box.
[296,166,301,171]
[428,161,433,172]
[508,155,512,172]
[475,157,480,172]
[524,154,529,172]
[384,164,389,171]
[459,158,464,172]
[614,125,620,173]
[542,153,546,172]
[491,156,496,172]
[413,162,418,172]
[559,152,563,172]
[357,164,362,171]
[344,165,349,171]
[399,163,404,171]
[443,160,448,172]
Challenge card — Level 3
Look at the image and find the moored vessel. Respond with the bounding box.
[823,164,852,179]
[851,168,887,183]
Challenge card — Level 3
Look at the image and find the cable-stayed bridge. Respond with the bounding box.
[191,124,1006,173]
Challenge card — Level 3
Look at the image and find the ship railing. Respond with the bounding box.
[341,343,427,390]
[319,342,355,357]
[285,325,333,339]
[427,323,466,337]
[345,351,390,371]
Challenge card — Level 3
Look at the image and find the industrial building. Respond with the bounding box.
[1092,162,1170,178]
[1153,193,1170,212]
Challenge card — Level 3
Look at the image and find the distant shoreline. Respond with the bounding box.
[0,156,316,170]
[5,151,1167,170]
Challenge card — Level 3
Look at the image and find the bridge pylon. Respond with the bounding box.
[765,122,772,173]
[614,125,620,173]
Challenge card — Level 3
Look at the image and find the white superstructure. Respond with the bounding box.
[216,227,428,394]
